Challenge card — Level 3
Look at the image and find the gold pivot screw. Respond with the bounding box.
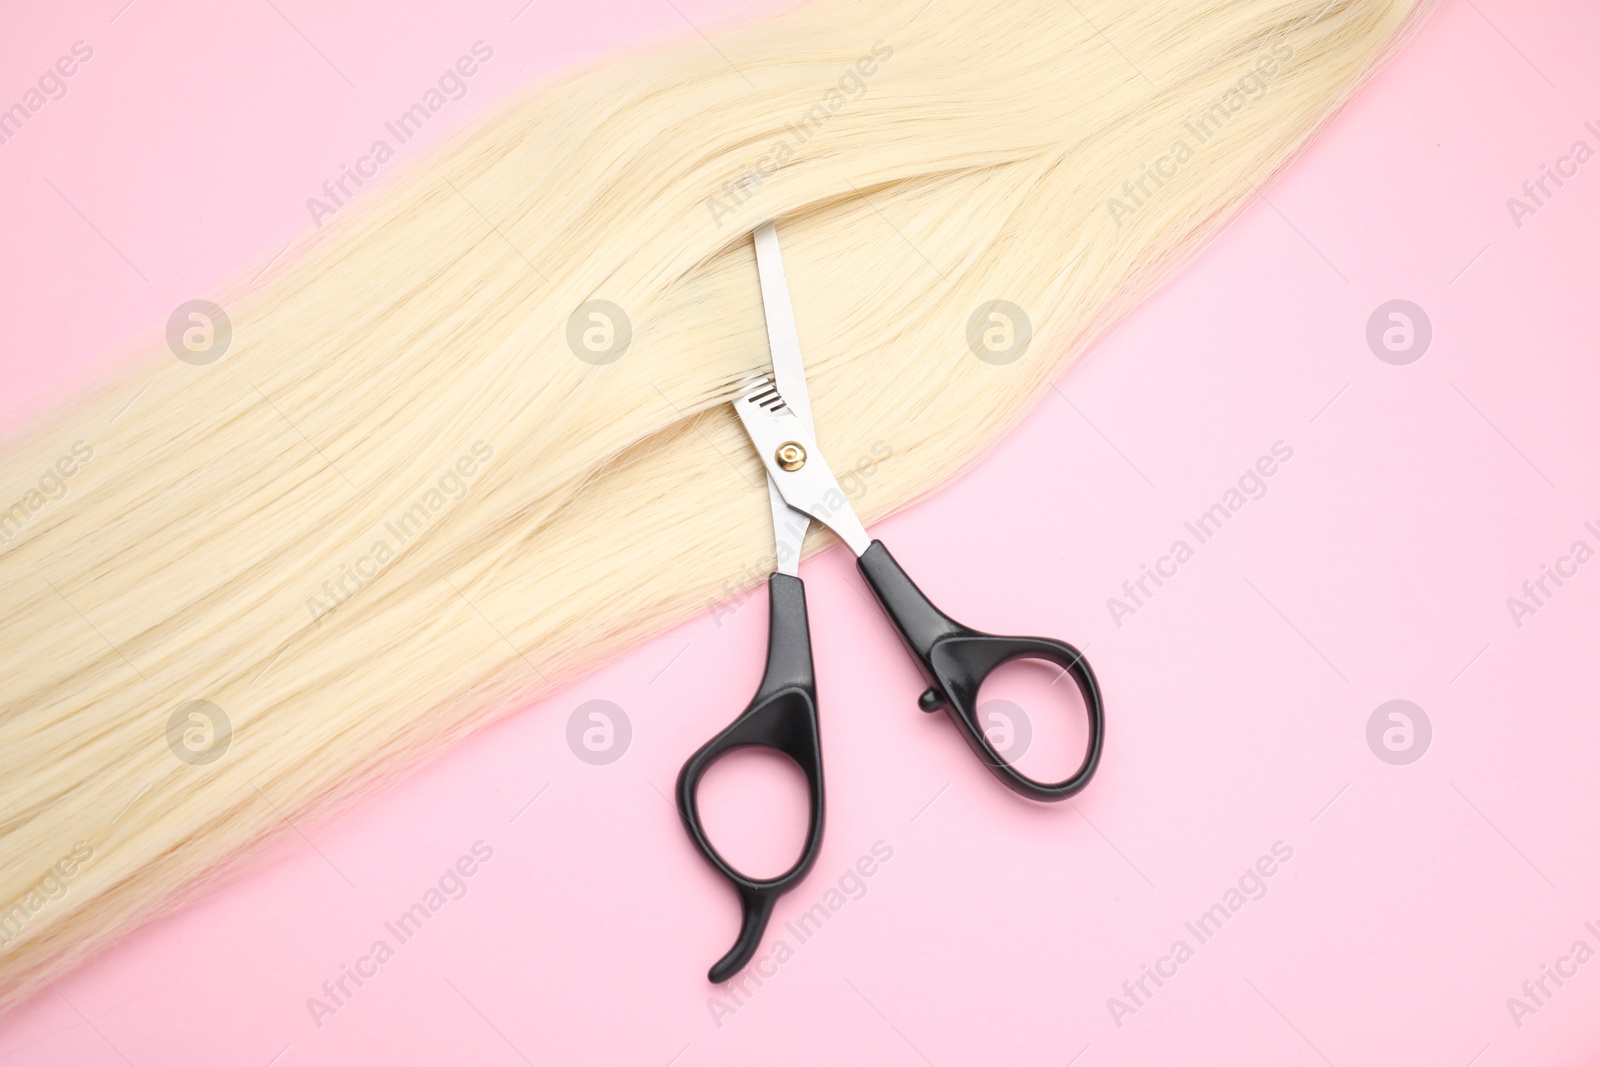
[775,442,807,471]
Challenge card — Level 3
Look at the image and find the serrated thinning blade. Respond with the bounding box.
[733,377,872,559]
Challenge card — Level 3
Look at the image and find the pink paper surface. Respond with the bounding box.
[2,1,1598,1064]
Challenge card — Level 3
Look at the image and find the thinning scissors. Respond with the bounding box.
[675,221,1105,983]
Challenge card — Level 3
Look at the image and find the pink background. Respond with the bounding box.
[3,0,1599,1063]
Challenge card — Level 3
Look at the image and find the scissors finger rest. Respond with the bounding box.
[675,572,824,984]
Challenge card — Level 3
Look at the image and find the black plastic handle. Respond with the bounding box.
[856,541,1103,800]
[675,573,824,983]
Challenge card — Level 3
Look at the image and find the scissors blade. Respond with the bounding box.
[753,222,813,433]
[732,378,873,558]
[753,221,812,576]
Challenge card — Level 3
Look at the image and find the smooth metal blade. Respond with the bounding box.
[733,378,873,559]
[752,221,813,576]
[754,222,814,433]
